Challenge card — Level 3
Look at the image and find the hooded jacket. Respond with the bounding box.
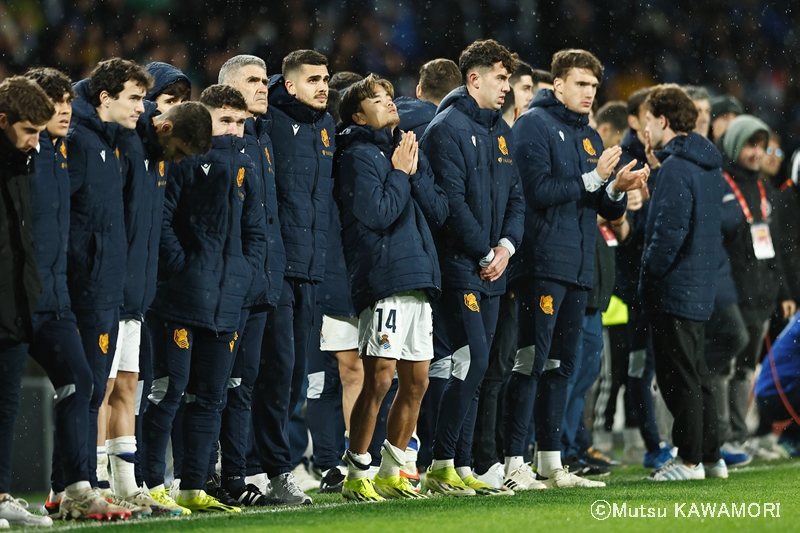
[240,115,285,308]
[0,131,40,342]
[264,75,335,283]
[335,125,447,315]
[117,100,168,320]
[639,133,724,321]
[152,135,266,332]
[66,79,127,312]
[144,62,190,101]
[395,96,436,138]
[30,130,70,315]
[420,86,524,297]
[511,89,626,289]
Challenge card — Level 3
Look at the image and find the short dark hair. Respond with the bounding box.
[595,101,628,133]
[199,84,248,112]
[25,67,76,103]
[88,58,153,108]
[419,58,462,103]
[329,72,364,92]
[338,73,395,128]
[327,89,342,124]
[501,86,516,113]
[154,79,191,102]
[161,101,212,154]
[458,39,519,81]
[551,49,603,83]
[646,84,698,135]
[683,85,709,102]
[531,69,554,87]
[282,49,328,79]
[509,61,533,86]
[0,76,55,126]
[627,87,653,117]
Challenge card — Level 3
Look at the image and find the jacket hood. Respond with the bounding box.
[71,79,125,146]
[145,62,190,101]
[395,96,436,133]
[436,86,501,129]
[529,89,589,128]
[659,132,722,170]
[133,100,164,161]
[336,124,399,154]
[268,74,328,124]
[210,133,247,152]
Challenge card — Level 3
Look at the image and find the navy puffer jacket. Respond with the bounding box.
[30,130,71,314]
[242,115,285,308]
[336,125,448,315]
[395,96,436,138]
[420,86,524,297]
[318,196,356,317]
[264,75,335,282]
[117,101,168,320]
[639,133,724,321]
[152,135,266,332]
[66,79,127,312]
[511,89,626,289]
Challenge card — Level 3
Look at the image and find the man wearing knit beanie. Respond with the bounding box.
[717,115,796,463]
[710,95,744,142]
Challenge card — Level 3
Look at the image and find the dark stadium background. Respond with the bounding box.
[1,0,798,174]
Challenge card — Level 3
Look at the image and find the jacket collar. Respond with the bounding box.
[268,75,328,125]
[437,86,501,129]
[529,89,589,128]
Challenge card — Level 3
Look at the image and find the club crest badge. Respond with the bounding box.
[98,333,109,354]
[380,334,391,350]
[498,136,509,155]
[321,128,330,148]
[540,295,555,315]
[237,167,245,187]
[583,138,597,156]
[464,293,480,312]
[174,328,190,349]
[159,161,165,177]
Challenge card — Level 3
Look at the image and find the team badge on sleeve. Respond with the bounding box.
[464,293,480,312]
[321,128,330,148]
[583,138,597,156]
[237,167,245,187]
[174,328,190,349]
[498,136,509,155]
[98,333,109,354]
[540,295,555,315]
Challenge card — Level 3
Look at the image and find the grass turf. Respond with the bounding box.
[19,460,799,533]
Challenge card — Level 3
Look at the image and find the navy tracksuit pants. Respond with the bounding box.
[252,278,316,478]
[504,278,587,455]
[141,315,236,490]
[430,290,500,464]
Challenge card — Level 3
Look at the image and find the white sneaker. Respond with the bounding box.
[503,465,547,491]
[744,436,786,460]
[245,473,270,495]
[291,464,320,492]
[647,459,705,481]
[541,467,606,488]
[705,459,728,479]
[475,462,504,489]
[169,477,180,501]
[268,473,312,505]
[0,518,8,528]
[0,495,54,527]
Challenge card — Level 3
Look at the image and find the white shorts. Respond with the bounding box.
[109,319,141,378]
[320,315,359,352]
[358,290,433,362]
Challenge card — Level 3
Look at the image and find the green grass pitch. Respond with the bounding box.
[19,460,799,533]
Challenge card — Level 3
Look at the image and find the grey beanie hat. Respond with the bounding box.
[722,114,770,162]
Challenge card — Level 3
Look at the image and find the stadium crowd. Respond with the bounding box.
[1,2,800,527]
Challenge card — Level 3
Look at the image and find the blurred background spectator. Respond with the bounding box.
[0,0,797,162]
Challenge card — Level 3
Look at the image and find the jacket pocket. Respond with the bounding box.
[89,232,103,280]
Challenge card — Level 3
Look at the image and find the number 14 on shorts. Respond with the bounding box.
[376,308,397,333]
